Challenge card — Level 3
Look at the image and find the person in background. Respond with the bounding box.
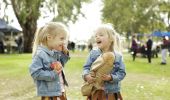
[160,36,169,65]
[88,43,93,52]
[0,32,5,53]
[152,42,159,58]
[15,33,23,53]
[131,35,138,61]
[146,36,153,63]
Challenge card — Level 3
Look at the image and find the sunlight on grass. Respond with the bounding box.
[0,52,170,100]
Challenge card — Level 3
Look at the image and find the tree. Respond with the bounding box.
[102,0,167,35]
[3,0,90,53]
[159,0,170,31]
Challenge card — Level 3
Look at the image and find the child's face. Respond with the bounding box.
[48,33,67,51]
[95,29,112,52]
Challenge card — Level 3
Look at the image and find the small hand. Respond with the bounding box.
[101,74,112,81]
[51,61,62,74]
[62,45,69,55]
[54,68,62,74]
[85,74,95,84]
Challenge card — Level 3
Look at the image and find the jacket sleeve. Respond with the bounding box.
[82,50,95,79]
[29,55,57,81]
[110,55,126,83]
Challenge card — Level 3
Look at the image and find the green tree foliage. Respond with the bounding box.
[159,0,170,31]
[3,0,90,52]
[102,0,168,34]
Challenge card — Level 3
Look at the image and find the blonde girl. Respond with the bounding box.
[82,23,126,100]
[30,22,69,100]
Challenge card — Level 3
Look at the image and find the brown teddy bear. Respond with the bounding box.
[81,52,115,96]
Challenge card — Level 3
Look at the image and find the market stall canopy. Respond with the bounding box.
[162,32,170,37]
[151,31,162,37]
[151,31,170,37]
[0,19,21,35]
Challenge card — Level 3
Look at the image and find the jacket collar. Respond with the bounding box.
[37,45,54,56]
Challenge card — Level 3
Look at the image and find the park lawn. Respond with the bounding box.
[0,51,170,100]
[122,53,170,100]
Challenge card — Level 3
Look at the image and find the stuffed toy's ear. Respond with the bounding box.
[102,52,115,64]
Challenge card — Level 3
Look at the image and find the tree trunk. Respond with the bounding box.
[21,20,37,53]
[11,0,39,53]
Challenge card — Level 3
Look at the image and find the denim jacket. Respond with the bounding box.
[29,46,69,96]
[83,49,126,93]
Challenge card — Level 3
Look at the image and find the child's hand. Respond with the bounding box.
[62,45,69,55]
[54,68,62,74]
[50,61,62,74]
[101,74,112,81]
[85,74,95,83]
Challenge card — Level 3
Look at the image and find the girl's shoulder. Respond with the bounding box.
[87,49,102,62]
[34,48,52,60]
[89,49,101,56]
[114,51,123,62]
[33,49,47,59]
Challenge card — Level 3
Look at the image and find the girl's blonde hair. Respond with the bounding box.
[95,23,122,53]
[32,22,68,56]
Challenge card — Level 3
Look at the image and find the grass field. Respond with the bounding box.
[0,51,170,100]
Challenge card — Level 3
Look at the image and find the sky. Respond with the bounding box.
[0,0,103,42]
[68,0,102,42]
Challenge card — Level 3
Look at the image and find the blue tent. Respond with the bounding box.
[151,31,162,37]
[162,32,170,37]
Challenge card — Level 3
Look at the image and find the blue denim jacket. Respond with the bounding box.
[29,46,69,96]
[83,49,126,93]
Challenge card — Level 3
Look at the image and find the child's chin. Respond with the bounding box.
[97,44,100,47]
[97,45,102,48]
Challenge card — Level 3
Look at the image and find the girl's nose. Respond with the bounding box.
[95,35,100,40]
[63,40,67,45]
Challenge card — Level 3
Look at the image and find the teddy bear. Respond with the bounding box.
[81,52,115,96]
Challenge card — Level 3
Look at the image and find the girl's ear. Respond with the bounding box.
[47,34,52,41]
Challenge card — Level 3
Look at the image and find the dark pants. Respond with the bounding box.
[132,49,137,61]
[147,50,152,63]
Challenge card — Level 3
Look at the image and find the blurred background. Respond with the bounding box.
[0,0,170,100]
[0,0,170,54]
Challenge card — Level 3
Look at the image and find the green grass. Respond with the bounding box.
[0,52,170,100]
[122,53,170,100]
[0,54,31,77]
[124,53,170,77]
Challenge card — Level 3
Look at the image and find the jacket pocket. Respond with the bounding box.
[47,81,55,91]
